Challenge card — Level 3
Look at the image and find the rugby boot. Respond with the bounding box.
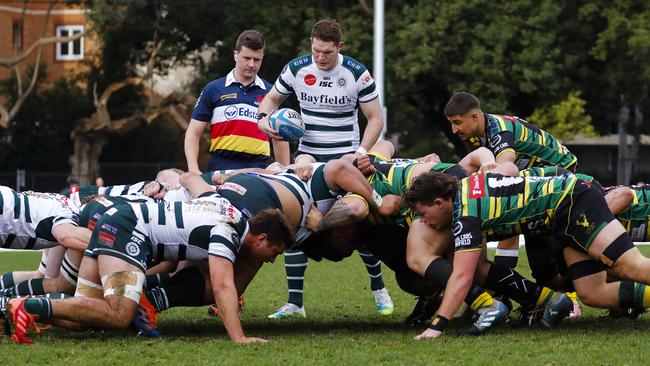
[540,292,573,327]
[405,293,442,327]
[461,299,510,336]
[5,297,42,344]
[372,288,395,316]
[133,295,160,337]
[267,303,306,319]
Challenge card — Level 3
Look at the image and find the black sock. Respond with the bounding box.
[148,266,206,310]
[484,263,541,307]
[145,273,171,289]
[493,255,518,269]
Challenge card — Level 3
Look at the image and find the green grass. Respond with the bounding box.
[3,248,650,365]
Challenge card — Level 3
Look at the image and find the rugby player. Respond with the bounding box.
[5,173,292,344]
[256,19,394,319]
[405,170,650,340]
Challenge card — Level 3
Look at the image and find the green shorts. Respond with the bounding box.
[85,204,151,272]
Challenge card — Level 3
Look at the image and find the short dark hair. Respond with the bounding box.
[248,208,294,248]
[235,30,265,52]
[311,19,342,44]
[403,172,459,208]
[444,92,481,117]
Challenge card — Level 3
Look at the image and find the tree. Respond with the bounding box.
[0,1,86,127]
[527,92,596,141]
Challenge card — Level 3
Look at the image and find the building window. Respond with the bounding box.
[12,22,23,49]
[56,25,84,61]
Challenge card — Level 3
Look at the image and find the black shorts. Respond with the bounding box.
[553,181,614,253]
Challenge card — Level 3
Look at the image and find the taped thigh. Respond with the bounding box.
[101,271,145,303]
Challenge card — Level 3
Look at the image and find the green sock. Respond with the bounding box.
[0,273,15,289]
[15,278,46,296]
[358,250,385,291]
[24,297,52,321]
[45,293,71,300]
[284,249,307,307]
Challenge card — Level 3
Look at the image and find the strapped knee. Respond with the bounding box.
[566,260,606,280]
[101,271,145,303]
[600,233,635,267]
[75,277,104,299]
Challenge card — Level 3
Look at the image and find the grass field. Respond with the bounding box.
[3,249,650,365]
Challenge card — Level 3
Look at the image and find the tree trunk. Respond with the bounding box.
[69,132,108,185]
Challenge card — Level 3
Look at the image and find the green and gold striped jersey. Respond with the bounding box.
[519,166,594,183]
[616,184,650,241]
[477,114,577,170]
[367,155,468,226]
[452,172,578,252]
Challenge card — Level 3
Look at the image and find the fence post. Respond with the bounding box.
[16,169,25,192]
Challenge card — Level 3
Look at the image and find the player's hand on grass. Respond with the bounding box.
[354,154,376,176]
[414,328,443,341]
[377,194,402,216]
[257,114,283,140]
[235,336,268,344]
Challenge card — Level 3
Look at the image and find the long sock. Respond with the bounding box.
[23,297,52,321]
[145,273,171,289]
[494,249,519,269]
[465,285,494,311]
[619,281,650,309]
[146,266,205,311]
[484,263,542,307]
[285,249,307,307]
[14,278,46,296]
[45,293,71,300]
[358,250,385,291]
[0,273,15,289]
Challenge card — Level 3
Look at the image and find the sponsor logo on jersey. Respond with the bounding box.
[126,242,140,257]
[304,74,317,86]
[256,95,264,106]
[454,232,473,248]
[468,174,485,198]
[105,207,118,216]
[98,232,116,247]
[345,59,362,70]
[362,74,373,85]
[220,93,238,102]
[487,175,524,188]
[101,223,118,235]
[452,221,463,236]
[299,93,354,105]
[195,91,203,108]
[319,81,333,87]
[576,213,590,228]
[338,78,346,87]
[499,115,518,122]
[489,134,502,148]
[218,182,247,196]
[224,105,259,120]
[230,232,241,246]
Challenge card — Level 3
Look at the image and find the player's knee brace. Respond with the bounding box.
[101,271,145,303]
[566,260,606,280]
[75,277,104,299]
[424,257,453,291]
[600,233,635,267]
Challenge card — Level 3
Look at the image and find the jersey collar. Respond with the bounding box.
[225,69,267,90]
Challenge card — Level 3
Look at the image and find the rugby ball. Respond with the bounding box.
[269,108,305,141]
